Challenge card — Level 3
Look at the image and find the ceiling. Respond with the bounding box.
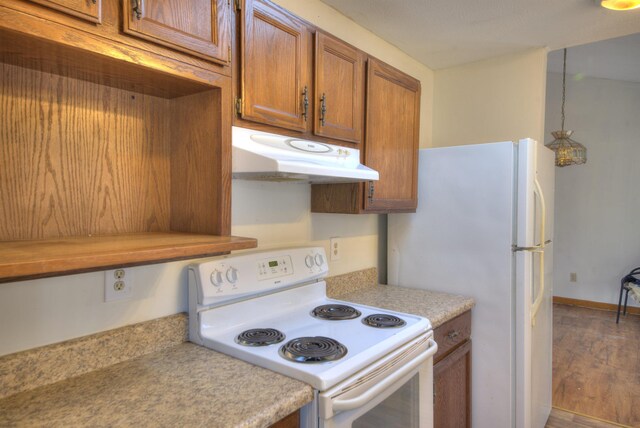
[548,33,640,83]
[319,0,640,70]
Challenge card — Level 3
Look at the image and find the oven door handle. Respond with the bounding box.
[332,338,437,412]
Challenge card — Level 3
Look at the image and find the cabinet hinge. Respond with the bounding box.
[234,0,241,13]
[235,98,243,116]
[368,181,375,201]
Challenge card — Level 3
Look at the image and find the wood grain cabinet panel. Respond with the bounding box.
[364,58,420,212]
[434,340,472,428]
[240,0,311,132]
[311,57,421,214]
[434,310,472,364]
[268,410,300,428]
[28,0,102,23]
[313,32,364,144]
[433,311,472,428]
[122,0,231,64]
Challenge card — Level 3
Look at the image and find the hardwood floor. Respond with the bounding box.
[552,303,640,427]
[546,408,628,427]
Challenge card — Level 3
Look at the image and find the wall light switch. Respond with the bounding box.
[570,272,577,282]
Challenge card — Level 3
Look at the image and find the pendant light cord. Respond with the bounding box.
[561,48,566,132]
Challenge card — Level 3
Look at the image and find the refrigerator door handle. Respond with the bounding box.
[512,240,551,252]
[530,178,547,326]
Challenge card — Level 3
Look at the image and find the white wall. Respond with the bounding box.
[547,72,640,307]
[0,0,434,357]
[433,48,548,147]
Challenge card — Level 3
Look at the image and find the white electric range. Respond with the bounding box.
[188,247,437,428]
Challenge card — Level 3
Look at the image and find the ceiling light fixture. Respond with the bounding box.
[545,48,587,167]
[600,0,640,10]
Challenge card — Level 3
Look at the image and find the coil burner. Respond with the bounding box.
[235,328,285,346]
[279,337,348,363]
[362,314,407,328]
[311,304,361,320]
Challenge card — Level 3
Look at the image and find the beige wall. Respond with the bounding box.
[0,0,429,357]
[433,48,548,147]
[273,0,434,149]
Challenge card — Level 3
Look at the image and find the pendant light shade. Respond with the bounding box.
[546,130,587,167]
[546,48,587,167]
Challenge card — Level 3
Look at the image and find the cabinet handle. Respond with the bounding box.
[132,0,142,19]
[320,93,327,126]
[447,330,460,340]
[302,86,309,122]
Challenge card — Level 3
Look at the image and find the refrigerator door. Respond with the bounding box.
[514,139,554,428]
[388,142,516,428]
[527,141,555,428]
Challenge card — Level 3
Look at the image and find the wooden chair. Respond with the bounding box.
[616,267,640,323]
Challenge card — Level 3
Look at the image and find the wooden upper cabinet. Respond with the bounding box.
[28,0,102,23]
[364,58,420,212]
[313,32,364,144]
[240,0,311,132]
[122,0,231,64]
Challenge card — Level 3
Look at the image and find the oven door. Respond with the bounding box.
[317,332,437,428]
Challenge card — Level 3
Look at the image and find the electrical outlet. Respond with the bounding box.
[104,268,133,302]
[330,237,342,261]
[570,272,577,283]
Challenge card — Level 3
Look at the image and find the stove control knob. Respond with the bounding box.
[210,270,223,287]
[226,267,238,284]
[314,254,324,267]
[305,255,314,268]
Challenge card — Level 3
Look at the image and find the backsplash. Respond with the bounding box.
[325,267,377,297]
[0,313,187,400]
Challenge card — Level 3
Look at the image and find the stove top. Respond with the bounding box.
[193,282,430,390]
[188,247,432,391]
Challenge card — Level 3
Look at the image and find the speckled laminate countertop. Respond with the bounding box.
[0,343,313,428]
[326,269,474,328]
[335,285,474,328]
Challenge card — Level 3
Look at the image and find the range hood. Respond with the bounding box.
[232,126,379,183]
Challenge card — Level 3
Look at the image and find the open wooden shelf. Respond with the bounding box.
[0,232,257,283]
[0,19,246,284]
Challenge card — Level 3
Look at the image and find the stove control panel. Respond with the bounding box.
[257,255,292,280]
[189,247,329,307]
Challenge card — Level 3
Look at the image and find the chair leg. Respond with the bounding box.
[623,288,630,316]
[617,280,626,323]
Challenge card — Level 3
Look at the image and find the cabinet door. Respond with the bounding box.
[433,340,472,428]
[240,0,311,132]
[364,58,420,212]
[122,0,231,64]
[314,32,364,144]
[28,0,101,23]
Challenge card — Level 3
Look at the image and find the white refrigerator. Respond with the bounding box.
[388,139,555,428]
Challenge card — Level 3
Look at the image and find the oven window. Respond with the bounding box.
[352,374,420,428]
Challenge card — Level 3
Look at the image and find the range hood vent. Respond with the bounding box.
[232,126,379,184]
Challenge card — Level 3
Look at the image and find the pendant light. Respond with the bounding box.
[600,0,640,10]
[545,48,587,167]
